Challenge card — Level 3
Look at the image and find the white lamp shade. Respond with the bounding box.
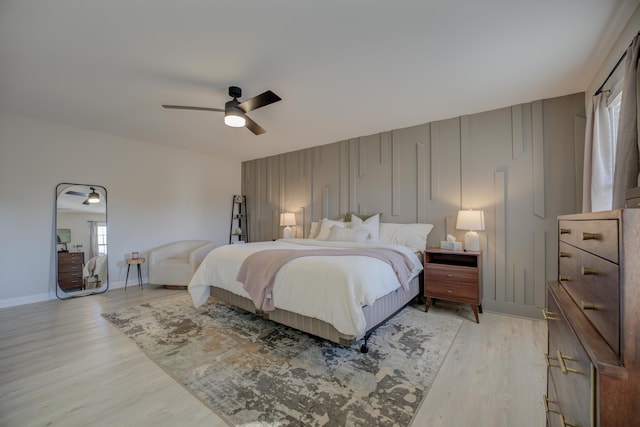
[456,209,485,231]
[280,212,296,226]
[456,209,484,251]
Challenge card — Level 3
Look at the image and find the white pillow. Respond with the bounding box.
[308,221,320,239]
[315,218,346,240]
[327,226,369,242]
[379,223,434,251]
[349,213,380,241]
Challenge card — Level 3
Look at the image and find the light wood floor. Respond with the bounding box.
[0,286,547,427]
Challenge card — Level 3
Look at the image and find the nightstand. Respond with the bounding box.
[424,248,482,323]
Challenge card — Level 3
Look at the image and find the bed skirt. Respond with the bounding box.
[211,273,421,346]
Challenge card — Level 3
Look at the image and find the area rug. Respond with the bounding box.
[103,294,462,427]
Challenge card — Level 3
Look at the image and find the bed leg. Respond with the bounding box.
[360,333,370,353]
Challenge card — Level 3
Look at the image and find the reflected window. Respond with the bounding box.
[97,223,107,255]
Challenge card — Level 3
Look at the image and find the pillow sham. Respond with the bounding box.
[344,212,382,223]
[308,221,320,239]
[327,226,369,243]
[378,222,434,251]
[315,218,347,240]
[349,213,380,241]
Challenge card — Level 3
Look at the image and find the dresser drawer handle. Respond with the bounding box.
[560,228,571,234]
[559,251,571,258]
[446,290,453,293]
[582,232,601,240]
[543,395,579,427]
[581,301,599,310]
[446,274,454,277]
[581,266,599,275]
[545,353,560,369]
[542,310,560,321]
[556,350,584,376]
[558,275,571,281]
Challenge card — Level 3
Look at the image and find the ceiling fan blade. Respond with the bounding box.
[66,191,87,197]
[244,116,266,135]
[237,90,281,113]
[162,105,224,112]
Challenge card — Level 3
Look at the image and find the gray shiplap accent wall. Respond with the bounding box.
[242,92,585,318]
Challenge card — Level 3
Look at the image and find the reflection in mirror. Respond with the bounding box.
[55,183,108,299]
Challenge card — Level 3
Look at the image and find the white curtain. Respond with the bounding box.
[582,93,615,212]
[89,221,99,259]
[612,34,640,209]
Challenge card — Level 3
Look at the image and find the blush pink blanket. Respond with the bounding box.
[236,248,416,311]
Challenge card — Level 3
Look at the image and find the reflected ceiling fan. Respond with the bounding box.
[162,86,282,135]
[66,187,100,205]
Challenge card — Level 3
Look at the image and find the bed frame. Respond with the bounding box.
[211,272,422,352]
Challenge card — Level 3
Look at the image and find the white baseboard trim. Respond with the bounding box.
[0,276,150,309]
[0,292,53,309]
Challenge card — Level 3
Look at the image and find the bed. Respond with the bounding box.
[188,218,433,350]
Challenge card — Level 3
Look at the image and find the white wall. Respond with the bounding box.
[0,113,240,307]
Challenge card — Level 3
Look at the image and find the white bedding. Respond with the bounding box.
[188,239,423,336]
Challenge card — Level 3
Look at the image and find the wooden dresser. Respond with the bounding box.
[545,210,640,426]
[58,252,84,291]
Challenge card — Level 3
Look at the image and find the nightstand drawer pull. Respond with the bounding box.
[559,251,571,258]
[581,266,599,275]
[560,228,572,234]
[542,310,560,321]
[556,350,584,376]
[582,232,600,240]
[559,275,571,281]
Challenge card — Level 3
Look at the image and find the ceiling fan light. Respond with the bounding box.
[224,112,246,128]
[87,188,100,204]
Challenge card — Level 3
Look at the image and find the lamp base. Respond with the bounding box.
[464,230,480,251]
[283,226,293,239]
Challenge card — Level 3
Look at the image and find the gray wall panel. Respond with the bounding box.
[241,92,586,318]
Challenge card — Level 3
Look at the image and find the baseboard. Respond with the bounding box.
[0,292,53,309]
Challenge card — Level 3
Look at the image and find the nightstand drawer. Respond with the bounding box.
[425,263,477,286]
[426,281,477,302]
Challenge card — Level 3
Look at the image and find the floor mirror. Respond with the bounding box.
[55,183,108,299]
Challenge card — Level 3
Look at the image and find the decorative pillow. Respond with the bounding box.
[344,212,383,223]
[315,218,346,240]
[379,223,434,251]
[308,221,320,239]
[327,226,369,243]
[349,213,380,241]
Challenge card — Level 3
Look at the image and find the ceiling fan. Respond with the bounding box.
[162,86,282,135]
[66,187,100,205]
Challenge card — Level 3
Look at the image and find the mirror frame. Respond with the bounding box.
[55,183,109,299]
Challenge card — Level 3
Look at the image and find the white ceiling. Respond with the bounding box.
[0,1,637,161]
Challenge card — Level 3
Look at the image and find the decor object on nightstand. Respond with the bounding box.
[456,209,485,251]
[280,212,296,239]
[424,248,482,323]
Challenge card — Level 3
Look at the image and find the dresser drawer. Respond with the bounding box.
[558,219,618,263]
[58,262,83,273]
[546,289,594,427]
[558,242,620,354]
[425,263,477,286]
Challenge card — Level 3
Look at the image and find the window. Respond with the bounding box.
[608,91,622,153]
[97,223,107,255]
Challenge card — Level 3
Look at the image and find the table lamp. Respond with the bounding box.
[280,212,296,239]
[456,209,485,251]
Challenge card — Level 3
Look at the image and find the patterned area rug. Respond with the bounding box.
[103,294,462,427]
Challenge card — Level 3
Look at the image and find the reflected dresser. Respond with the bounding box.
[545,209,640,426]
[58,252,85,291]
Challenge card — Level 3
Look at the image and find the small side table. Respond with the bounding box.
[424,248,483,323]
[125,258,145,290]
